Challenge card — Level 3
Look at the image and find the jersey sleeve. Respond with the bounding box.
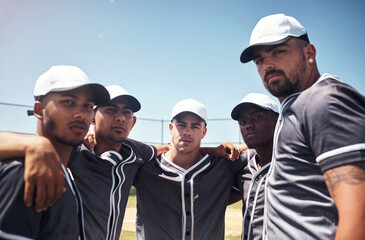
[125,138,157,162]
[0,159,43,239]
[227,149,252,176]
[302,80,365,172]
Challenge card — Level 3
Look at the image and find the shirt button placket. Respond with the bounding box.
[184,181,192,240]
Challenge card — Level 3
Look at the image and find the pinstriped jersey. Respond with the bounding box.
[68,138,156,240]
[263,74,365,239]
[134,152,249,240]
[0,158,84,240]
[233,150,268,240]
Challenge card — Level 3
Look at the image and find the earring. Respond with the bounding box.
[309,58,314,63]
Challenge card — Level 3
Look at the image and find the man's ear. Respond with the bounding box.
[201,127,207,139]
[131,116,137,129]
[305,43,316,63]
[33,101,44,120]
[169,122,174,134]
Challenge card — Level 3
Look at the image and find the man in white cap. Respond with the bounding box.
[240,13,365,239]
[133,99,249,240]
[0,65,110,239]
[230,93,278,240]
[67,84,160,240]
[0,84,165,240]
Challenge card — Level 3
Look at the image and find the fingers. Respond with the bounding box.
[84,133,96,151]
[35,180,47,212]
[229,147,240,161]
[24,179,35,208]
[50,171,66,206]
[23,136,64,212]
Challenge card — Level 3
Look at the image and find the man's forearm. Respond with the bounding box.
[324,162,365,239]
[0,131,31,160]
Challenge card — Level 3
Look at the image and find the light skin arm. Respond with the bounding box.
[0,132,64,212]
[200,142,248,161]
[323,162,365,240]
[154,142,171,157]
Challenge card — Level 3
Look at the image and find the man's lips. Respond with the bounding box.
[111,125,127,132]
[180,138,193,144]
[68,122,88,134]
[265,70,283,84]
[244,131,258,139]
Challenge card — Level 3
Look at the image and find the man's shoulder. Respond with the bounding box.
[293,74,365,117]
[301,74,363,103]
[124,138,156,161]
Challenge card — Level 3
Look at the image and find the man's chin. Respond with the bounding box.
[107,135,126,143]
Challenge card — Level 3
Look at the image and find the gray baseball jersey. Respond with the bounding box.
[263,74,365,239]
[0,158,84,240]
[133,152,249,240]
[233,149,269,240]
[68,138,156,240]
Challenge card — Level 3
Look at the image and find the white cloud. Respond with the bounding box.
[98,33,105,38]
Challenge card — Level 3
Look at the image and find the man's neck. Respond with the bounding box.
[165,148,203,170]
[50,141,72,166]
[255,145,273,169]
[37,129,71,166]
[279,70,321,103]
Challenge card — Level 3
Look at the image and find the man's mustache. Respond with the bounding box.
[264,70,284,82]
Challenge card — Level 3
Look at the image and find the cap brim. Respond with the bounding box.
[231,102,274,120]
[231,103,245,120]
[240,36,293,63]
[87,83,110,105]
[172,111,207,124]
[112,95,141,112]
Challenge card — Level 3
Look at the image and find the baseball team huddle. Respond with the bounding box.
[0,13,364,240]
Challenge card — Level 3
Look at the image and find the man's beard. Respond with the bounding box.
[44,111,85,147]
[264,54,307,98]
[107,134,126,143]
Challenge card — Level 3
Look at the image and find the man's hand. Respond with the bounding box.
[154,142,172,157]
[24,136,65,212]
[83,129,96,151]
[201,142,245,161]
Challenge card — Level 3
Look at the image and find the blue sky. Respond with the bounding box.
[0,0,364,146]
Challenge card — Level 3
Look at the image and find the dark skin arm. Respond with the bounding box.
[323,162,365,240]
[0,132,64,212]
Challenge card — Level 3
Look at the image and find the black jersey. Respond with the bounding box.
[0,158,84,240]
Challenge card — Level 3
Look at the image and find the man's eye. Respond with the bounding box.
[85,104,94,110]
[62,100,74,105]
[106,108,117,113]
[239,120,246,126]
[273,50,284,55]
[254,115,263,120]
[255,58,263,65]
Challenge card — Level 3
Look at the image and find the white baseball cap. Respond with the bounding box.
[231,93,279,120]
[240,13,309,63]
[171,99,208,124]
[105,85,141,112]
[33,65,110,105]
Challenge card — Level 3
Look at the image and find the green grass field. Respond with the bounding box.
[120,193,242,240]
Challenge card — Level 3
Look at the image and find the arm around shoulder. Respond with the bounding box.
[0,131,64,212]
